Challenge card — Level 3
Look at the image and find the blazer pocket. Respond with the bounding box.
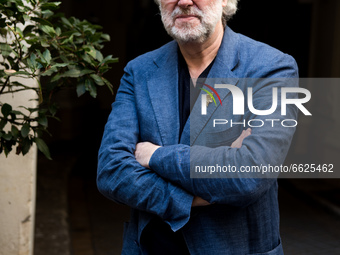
[246,239,283,255]
[205,127,242,147]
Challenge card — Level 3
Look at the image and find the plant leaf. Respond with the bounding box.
[3,132,12,141]
[34,137,52,160]
[101,33,110,41]
[0,119,7,130]
[38,115,48,127]
[61,17,72,27]
[90,74,105,86]
[76,84,86,97]
[0,43,12,58]
[61,68,94,78]
[1,103,12,118]
[11,125,19,138]
[41,2,62,10]
[43,49,51,65]
[21,137,31,155]
[32,17,54,27]
[85,79,97,98]
[102,77,113,94]
[39,25,56,37]
[95,50,103,62]
[21,123,30,137]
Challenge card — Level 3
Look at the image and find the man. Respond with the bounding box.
[97,0,298,254]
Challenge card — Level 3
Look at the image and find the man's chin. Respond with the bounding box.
[174,18,201,28]
[174,35,207,44]
[170,29,208,44]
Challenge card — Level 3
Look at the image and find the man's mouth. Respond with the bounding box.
[175,15,200,21]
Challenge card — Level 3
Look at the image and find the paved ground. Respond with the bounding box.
[34,152,340,255]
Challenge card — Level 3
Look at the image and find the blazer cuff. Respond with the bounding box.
[164,186,193,232]
[150,146,193,231]
[149,145,189,182]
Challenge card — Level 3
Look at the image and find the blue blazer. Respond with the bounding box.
[97,27,299,255]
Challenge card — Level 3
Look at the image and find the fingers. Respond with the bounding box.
[135,142,161,168]
[230,128,252,148]
[192,196,210,207]
[239,128,252,140]
[243,128,252,138]
[135,142,151,167]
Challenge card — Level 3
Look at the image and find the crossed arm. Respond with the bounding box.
[97,56,298,230]
[135,128,252,206]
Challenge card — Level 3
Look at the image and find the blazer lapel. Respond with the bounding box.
[187,26,241,146]
[147,27,241,146]
[147,41,180,146]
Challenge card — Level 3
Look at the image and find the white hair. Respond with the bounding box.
[222,0,239,26]
[154,0,239,26]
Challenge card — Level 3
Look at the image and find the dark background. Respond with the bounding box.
[34,0,340,254]
[48,0,317,148]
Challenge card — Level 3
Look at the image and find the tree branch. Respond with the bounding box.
[0,76,10,95]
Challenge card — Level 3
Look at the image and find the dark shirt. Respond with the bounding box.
[141,49,214,255]
[178,50,214,137]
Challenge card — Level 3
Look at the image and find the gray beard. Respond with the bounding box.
[160,5,221,44]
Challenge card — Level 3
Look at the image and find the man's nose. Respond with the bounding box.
[177,0,194,8]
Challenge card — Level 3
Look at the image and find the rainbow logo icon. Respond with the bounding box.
[200,84,223,106]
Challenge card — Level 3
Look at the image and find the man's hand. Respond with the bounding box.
[136,129,252,206]
[231,128,251,148]
[135,142,161,168]
[192,196,211,207]
[192,128,252,207]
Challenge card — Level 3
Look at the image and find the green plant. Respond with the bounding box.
[0,0,117,159]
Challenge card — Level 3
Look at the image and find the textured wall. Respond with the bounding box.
[0,76,38,255]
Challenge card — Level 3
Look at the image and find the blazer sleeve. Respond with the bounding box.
[97,63,193,232]
[149,54,299,207]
